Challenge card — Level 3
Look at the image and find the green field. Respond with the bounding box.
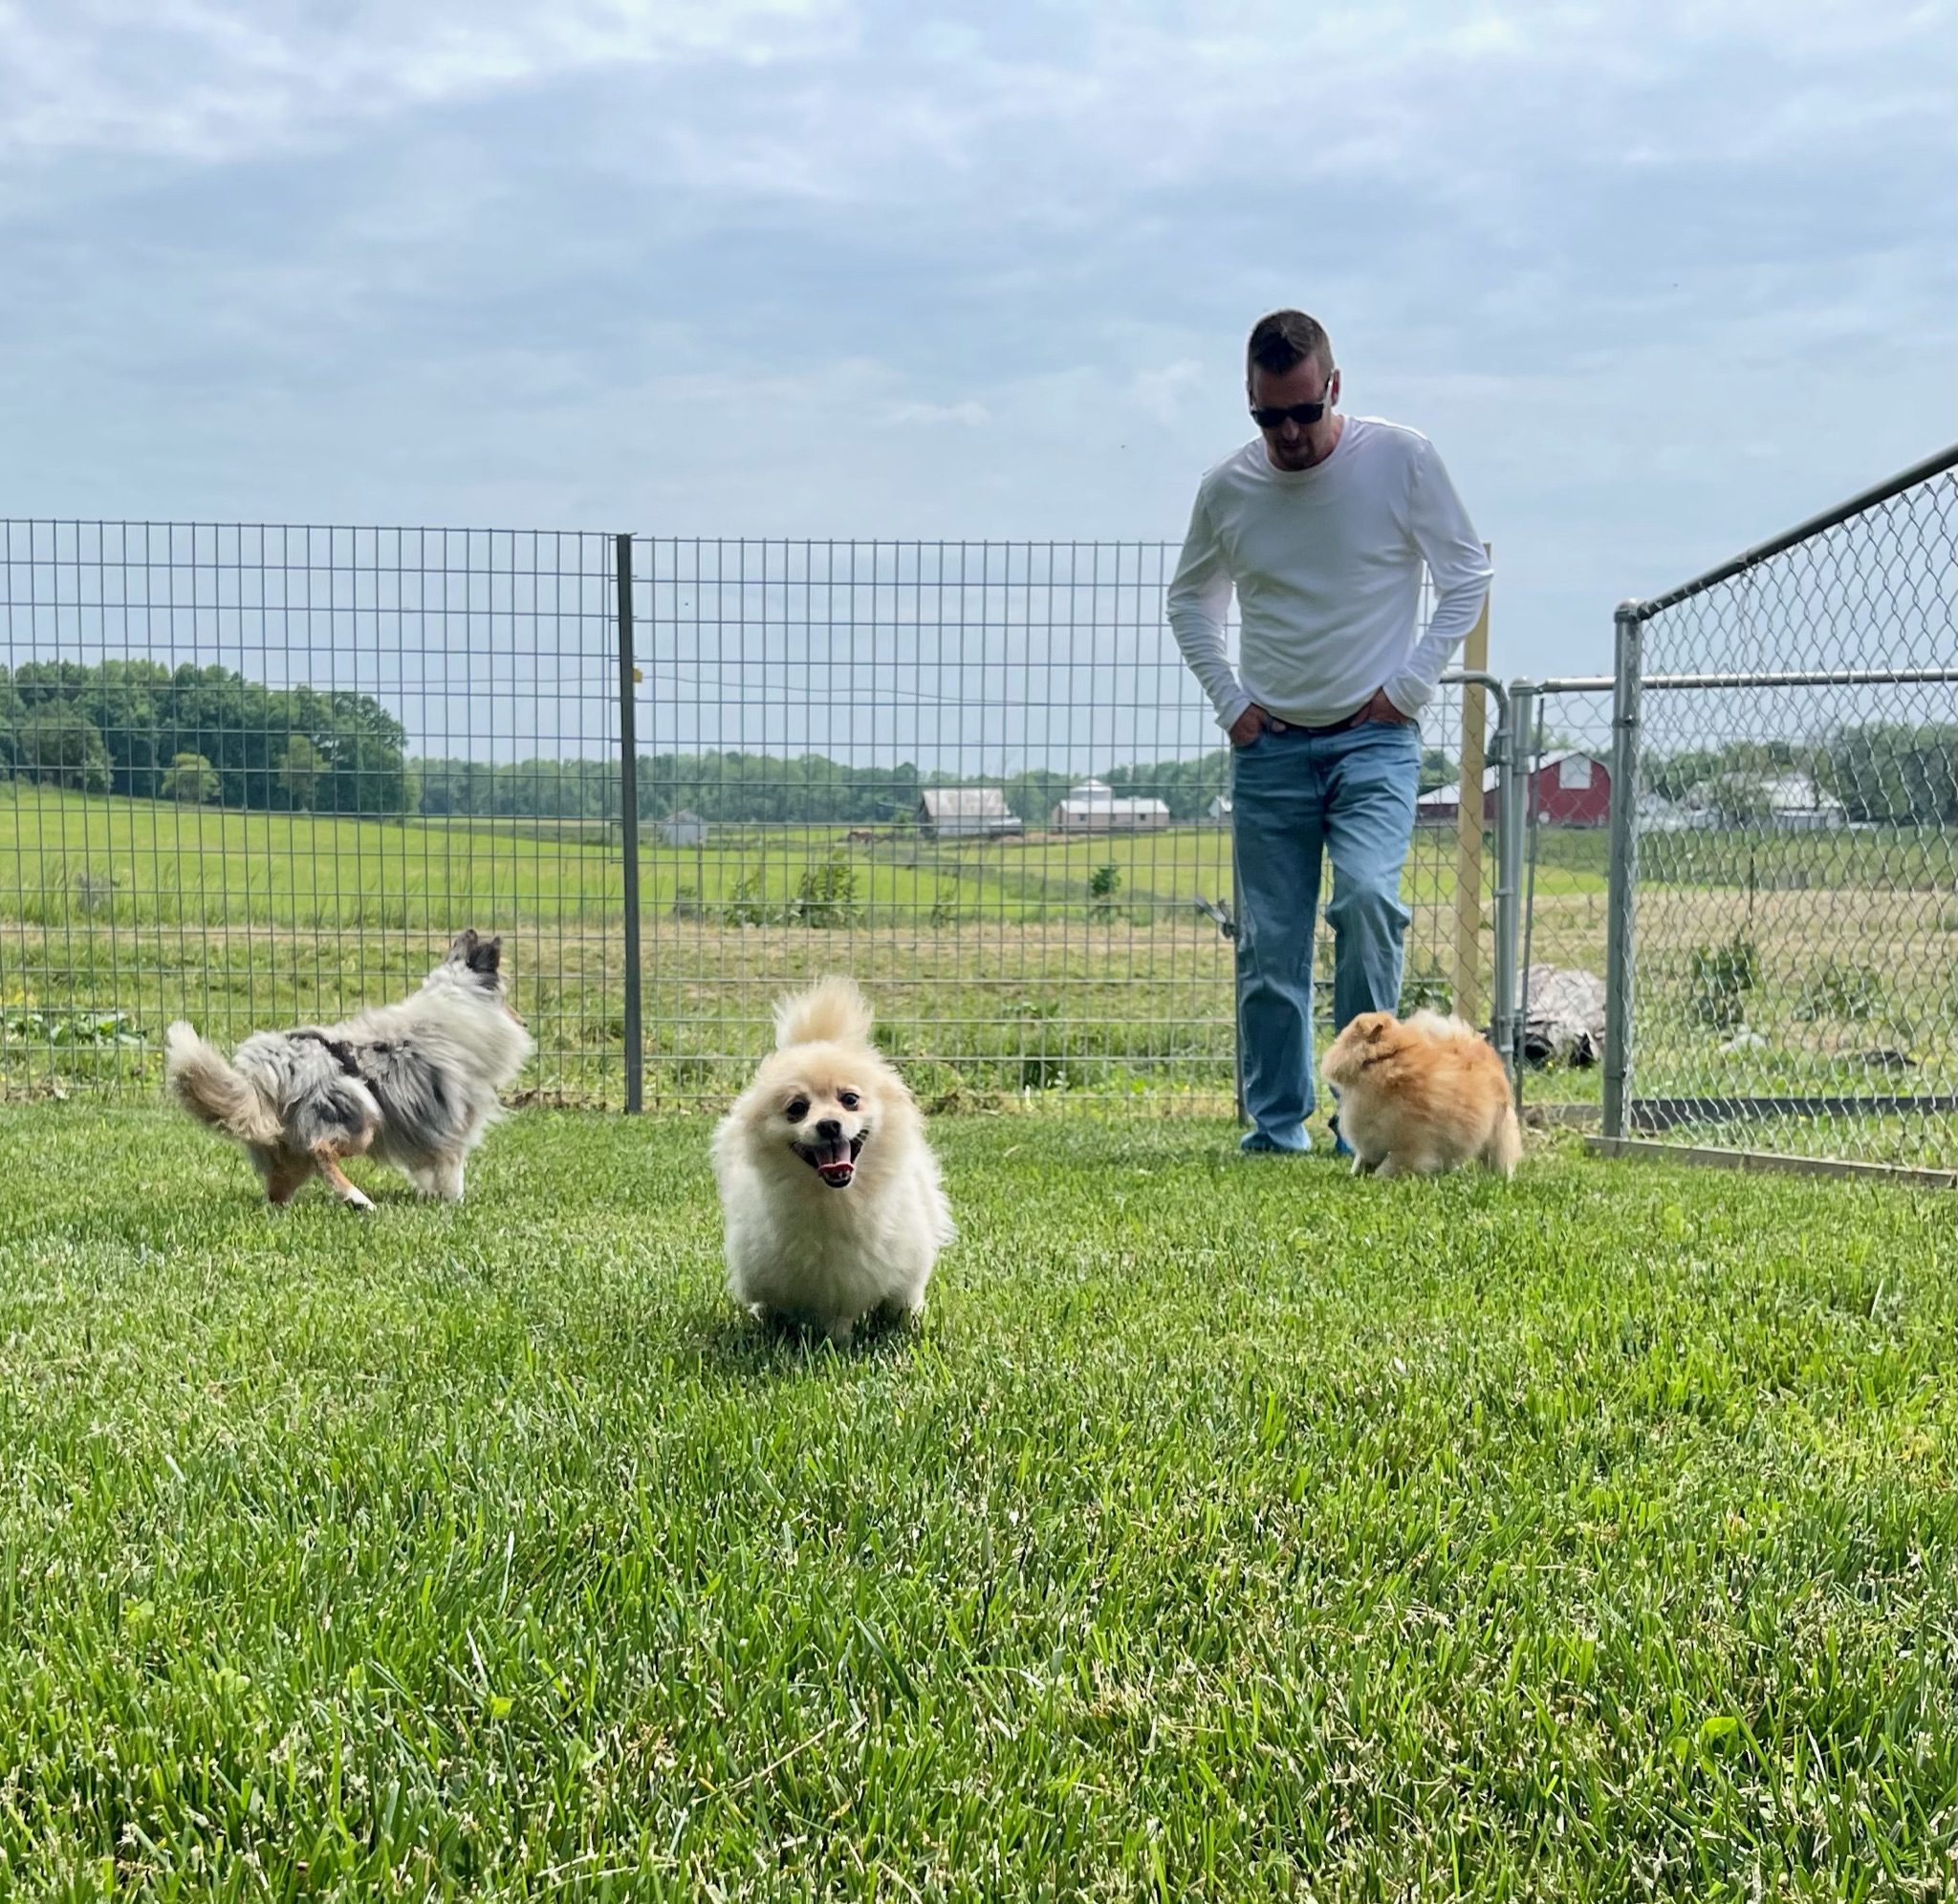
[0,784,1601,929]
[0,1109,1947,1897]
[0,786,1521,1110]
[2,784,1952,1168]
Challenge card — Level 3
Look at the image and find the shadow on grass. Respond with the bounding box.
[675,1300,925,1382]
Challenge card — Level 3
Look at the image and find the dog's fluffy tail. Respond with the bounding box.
[1408,1008,1482,1045]
[773,976,874,1050]
[1486,1101,1524,1179]
[164,1022,282,1145]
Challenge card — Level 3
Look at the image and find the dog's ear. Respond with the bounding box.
[444,928,502,982]
[1362,1015,1387,1042]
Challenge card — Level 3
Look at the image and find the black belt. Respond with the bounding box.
[1266,706,1370,738]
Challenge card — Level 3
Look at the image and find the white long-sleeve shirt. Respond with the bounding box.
[1165,416,1492,731]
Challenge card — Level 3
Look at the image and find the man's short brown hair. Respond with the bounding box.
[1247,310,1333,380]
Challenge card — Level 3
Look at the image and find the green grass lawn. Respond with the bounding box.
[0,1109,1948,1899]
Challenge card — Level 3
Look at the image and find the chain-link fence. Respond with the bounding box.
[1599,446,1957,1175]
[3,521,1504,1113]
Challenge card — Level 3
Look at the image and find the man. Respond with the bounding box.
[1166,310,1491,1154]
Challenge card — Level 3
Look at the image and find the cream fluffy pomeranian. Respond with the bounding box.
[1321,1007,1522,1179]
[163,928,533,1209]
[711,976,952,1344]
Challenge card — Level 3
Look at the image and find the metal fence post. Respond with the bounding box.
[615,532,644,1114]
[1492,680,1533,1096]
[1220,760,1246,1125]
[1450,568,1493,1031]
[1601,602,1643,1141]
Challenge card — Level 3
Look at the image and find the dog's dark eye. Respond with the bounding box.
[838,1091,859,1111]
[785,1097,810,1123]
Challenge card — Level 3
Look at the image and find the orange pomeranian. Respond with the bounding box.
[1320,1008,1522,1179]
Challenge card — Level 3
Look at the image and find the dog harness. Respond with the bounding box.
[292,1028,390,1083]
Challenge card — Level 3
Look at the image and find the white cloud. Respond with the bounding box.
[7,0,1945,229]
[886,400,990,427]
[0,0,856,162]
[0,0,1948,689]
[1129,360,1204,425]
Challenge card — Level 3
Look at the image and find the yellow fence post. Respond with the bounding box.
[1451,552,1492,1028]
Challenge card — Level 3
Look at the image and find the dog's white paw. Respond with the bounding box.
[823,1315,857,1348]
[342,1185,375,1212]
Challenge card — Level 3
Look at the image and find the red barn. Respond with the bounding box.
[1416,750,1614,829]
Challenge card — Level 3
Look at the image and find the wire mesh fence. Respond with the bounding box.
[629,539,1490,1109]
[12,477,1944,1171]
[0,521,628,1104]
[1607,447,1957,1172]
[2,521,1502,1115]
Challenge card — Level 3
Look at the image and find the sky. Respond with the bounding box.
[1,0,1952,769]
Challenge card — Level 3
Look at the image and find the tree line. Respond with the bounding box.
[1,660,409,815]
[4,660,1948,829]
[1643,730,1957,827]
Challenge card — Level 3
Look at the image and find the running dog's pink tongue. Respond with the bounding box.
[817,1159,855,1186]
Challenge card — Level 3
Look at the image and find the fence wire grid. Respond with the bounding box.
[7,451,1947,1179]
[624,542,1485,1109]
[2,526,1496,1114]
[0,522,627,1104]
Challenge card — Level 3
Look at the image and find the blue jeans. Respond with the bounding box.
[1230,720,1422,1149]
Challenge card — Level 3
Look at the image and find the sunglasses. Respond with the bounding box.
[1250,394,1333,431]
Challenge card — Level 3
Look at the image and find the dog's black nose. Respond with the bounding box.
[816,1117,843,1141]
